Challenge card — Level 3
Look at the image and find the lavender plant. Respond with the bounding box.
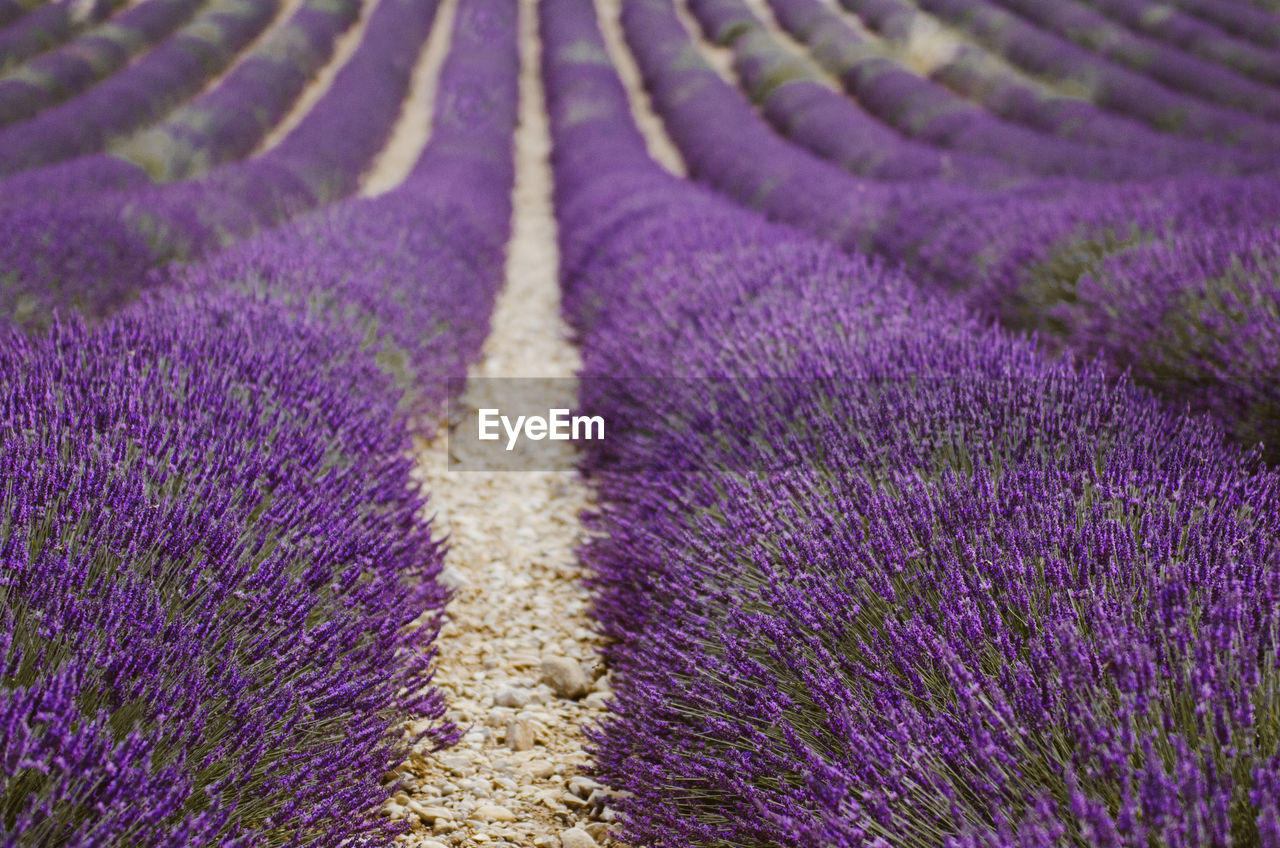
[1,1,518,843]
[543,2,1280,845]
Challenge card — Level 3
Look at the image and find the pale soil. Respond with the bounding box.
[361,0,458,196]
[385,2,617,847]
[256,0,378,152]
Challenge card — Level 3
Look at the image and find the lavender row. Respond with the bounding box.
[1166,0,1280,47]
[0,1,516,844]
[769,0,1269,176]
[700,0,1240,182]
[622,0,1280,455]
[0,0,123,71]
[687,0,1020,183]
[0,0,437,328]
[823,0,1267,163]
[544,2,1280,844]
[0,0,205,128]
[895,0,1280,147]
[118,0,362,181]
[1074,0,1280,86]
[0,0,40,29]
[0,0,279,177]
[981,0,1280,117]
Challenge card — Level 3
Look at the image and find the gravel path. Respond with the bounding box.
[385,2,617,846]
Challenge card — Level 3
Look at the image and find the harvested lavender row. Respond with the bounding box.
[544,1,1280,845]
[0,0,280,177]
[0,0,204,128]
[117,0,363,180]
[0,1,516,845]
[0,0,124,72]
[765,0,1271,175]
[0,0,438,328]
[622,0,1280,459]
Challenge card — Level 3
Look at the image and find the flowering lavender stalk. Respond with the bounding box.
[0,0,208,128]
[542,2,1280,845]
[1,2,517,844]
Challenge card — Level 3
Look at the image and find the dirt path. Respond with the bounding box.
[387,2,616,847]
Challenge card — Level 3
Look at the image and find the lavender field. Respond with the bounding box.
[2,0,1279,845]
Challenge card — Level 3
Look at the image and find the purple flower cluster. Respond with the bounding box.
[1,0,517,844]
[542,1,1280,845]
[0,0,204,128]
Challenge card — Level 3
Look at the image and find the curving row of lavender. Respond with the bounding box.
[619,0,1280,461]
[0,0,126,72]
[0,0,516,844]
[543,0,1280,845]
[0,0,434,329]
[0,0,205,128]
[0,0,282,177]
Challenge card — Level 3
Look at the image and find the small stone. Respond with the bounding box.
[407,802,453,823]
[561,791,587,808]
[506,718,535,751]
[568,776,602,798]
[440,781,460,795]
[526,760,556,779]
[585,822,609,841]
[471,804,516,822]
[495,686,533,708]
[560,826,599,848]
[421,841,449,848]
[540,656,590,699]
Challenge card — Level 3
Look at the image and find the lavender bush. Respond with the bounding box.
[1,1,517,844]
[542,3,1280,846]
